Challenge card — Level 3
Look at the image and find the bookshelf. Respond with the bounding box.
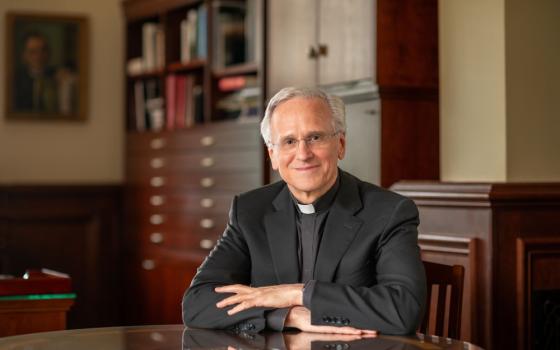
[123,0,263,130]
[122,0,265,325]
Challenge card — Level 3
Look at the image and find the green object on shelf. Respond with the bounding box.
[0,293,76,301]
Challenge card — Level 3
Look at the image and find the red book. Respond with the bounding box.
[175,76,187,128]
[165,74,176,130]
[0,269,72,297]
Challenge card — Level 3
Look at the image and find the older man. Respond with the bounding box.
[182,87,426,335]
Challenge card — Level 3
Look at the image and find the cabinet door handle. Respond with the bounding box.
[150,214,164,225]
[200,239,214,250]
[200,218,215,229]
[150,176,165,187]
[150,138,166,150]
[150,195,165,206]
[200,198,215,208]
[200,136,215,147]
[200,157,215,167]
[150,232,164,244]
[150,157,165,169]
[142,259,156,270]
[200,177,215,188]
[318,43,328,57]
[308,45,319,59]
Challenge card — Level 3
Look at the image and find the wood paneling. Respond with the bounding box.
[392,181,560,350]
[377,0,439,188]
[0,185,122,328]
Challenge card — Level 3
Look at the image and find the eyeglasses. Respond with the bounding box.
[269,131,340,153]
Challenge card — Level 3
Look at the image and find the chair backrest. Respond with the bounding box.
[420,261,465,339]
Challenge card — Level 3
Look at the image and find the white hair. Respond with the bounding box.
[260,87,346,147]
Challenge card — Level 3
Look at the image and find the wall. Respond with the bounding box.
[439,0,507,182]
[0,0,123,184]
[440,0,560,182]
[506,0,560,181]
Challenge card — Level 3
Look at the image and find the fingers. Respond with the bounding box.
[214,284,252,293]
[304,325,378,336]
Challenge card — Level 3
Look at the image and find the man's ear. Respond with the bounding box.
[268,147,279,170]
[337,133,346,160]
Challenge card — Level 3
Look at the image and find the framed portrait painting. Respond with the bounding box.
[5,12,89,121]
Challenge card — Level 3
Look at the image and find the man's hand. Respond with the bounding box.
[284,332,369,350]
[285,306,378,336]
[215,283,304,315]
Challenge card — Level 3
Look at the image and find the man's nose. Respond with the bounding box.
[295,140,313,160]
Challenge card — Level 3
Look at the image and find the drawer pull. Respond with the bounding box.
[150,214,164,225]
[150,177,165,187]
[200,136,215,147]
[200,218,215,229]
[150,138,166,150]
[200,198,215,208]
[200,157,215,167]
[150,195,165,206]
[142,259,156,270]
[200,177,215,188]
[150,157,165,169]
[200,239,214,250]
[150,232,164,244]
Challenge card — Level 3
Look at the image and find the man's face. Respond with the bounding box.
[268,97,346,204]
[22,36,49,73]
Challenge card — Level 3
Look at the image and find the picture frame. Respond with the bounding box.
[4,12,89,121]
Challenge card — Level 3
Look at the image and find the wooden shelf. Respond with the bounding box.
[127,68,165,80]
[167,59,206,73]
[213,62,258,78]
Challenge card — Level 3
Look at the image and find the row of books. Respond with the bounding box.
[212,0,259,68]
[181,4,208,62]
[130,76,203,132]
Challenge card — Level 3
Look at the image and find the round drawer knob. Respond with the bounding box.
[200,218,215,229]
[150,177,165,187]
[200,198,214,208]
[200,239,214,250]
[142,259,156,270]
[150,157,165,169]
[150,195,165,206]
[200,177,215,188]
[200,136,215,147]
[150,232,164,244]
[150,138,166,150]
[150,214,164,225]
[200,157,215,167]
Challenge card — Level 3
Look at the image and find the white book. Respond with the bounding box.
[142,23,158,70]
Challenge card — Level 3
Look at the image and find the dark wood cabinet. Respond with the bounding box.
[122,0,265,324]
[392,181,560,350]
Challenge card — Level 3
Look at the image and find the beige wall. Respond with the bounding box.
[440,0,560,182]
[506,0,560,181]
[439,0,507,182]
[0,0,123,184]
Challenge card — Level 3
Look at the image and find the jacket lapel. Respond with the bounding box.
[264,185,300,284]
[315,172,364,282]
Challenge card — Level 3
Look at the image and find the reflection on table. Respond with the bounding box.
[0,325,483,350]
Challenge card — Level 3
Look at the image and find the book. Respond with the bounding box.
[142,22,159,70]
[166,74,177,130]
[134,80,146,131]
[197,4,208,59]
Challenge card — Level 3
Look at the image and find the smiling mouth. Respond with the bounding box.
[293,165,319,171]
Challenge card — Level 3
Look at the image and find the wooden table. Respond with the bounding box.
[0,325,484,349]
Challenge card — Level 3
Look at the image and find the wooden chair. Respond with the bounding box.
[420,261,465,339]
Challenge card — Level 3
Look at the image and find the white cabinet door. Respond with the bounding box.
[267,0,317,96]
[318,0,375,85]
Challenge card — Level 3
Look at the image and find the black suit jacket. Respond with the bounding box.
[183,170,426,335]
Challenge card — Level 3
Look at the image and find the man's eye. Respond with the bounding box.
[309,134,322,142]
[283,138,297,146]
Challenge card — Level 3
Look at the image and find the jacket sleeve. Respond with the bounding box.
[307,198,426,335]
[182,195,270,333]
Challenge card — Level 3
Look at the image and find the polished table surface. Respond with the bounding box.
[0,325,483,350]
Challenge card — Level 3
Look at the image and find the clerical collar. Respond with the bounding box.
[291,173,340,215]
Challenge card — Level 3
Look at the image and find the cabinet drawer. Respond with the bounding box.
[127,122,262,154]
[127,171,261,192]
[137,228,220,254]
[134,212,228,234]
[126,190,234,214]
[127,149,262,175]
